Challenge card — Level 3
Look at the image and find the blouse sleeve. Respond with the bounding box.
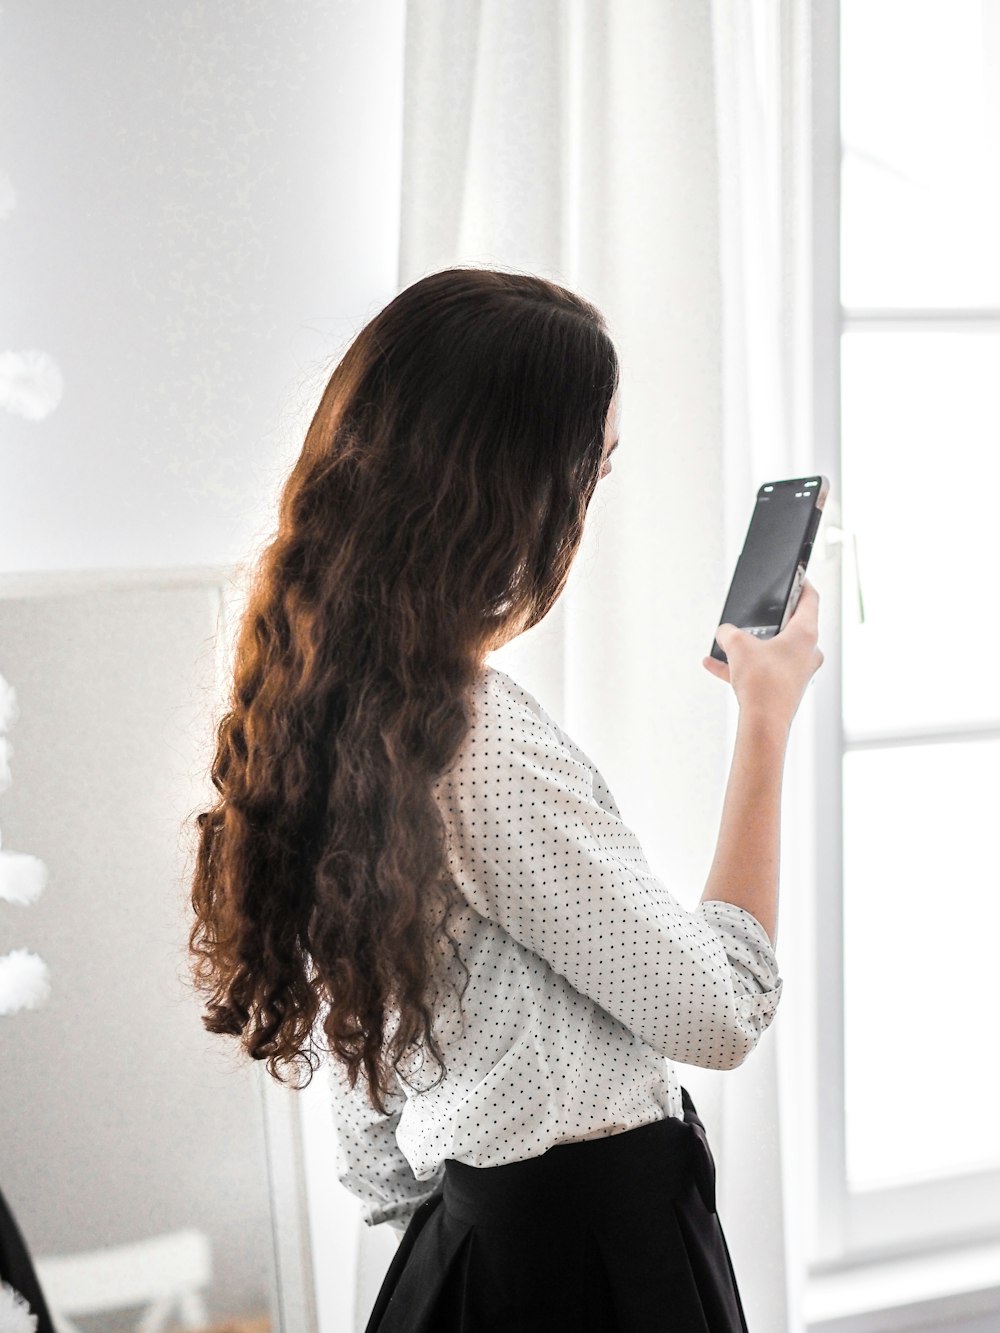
[432,686,784,1071]
[328,1057,445,1234]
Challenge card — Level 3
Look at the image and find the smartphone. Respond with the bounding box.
[710,475,830,664]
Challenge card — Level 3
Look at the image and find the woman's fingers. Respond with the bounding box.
[788,577,819,635]
[702,655,731,683]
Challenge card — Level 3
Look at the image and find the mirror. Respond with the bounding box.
[0,573,290,1333]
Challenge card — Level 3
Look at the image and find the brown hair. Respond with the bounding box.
[187,266,619,1113]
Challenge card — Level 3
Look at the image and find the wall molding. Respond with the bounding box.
[0,565,247,600]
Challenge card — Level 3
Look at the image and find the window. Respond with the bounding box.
[815,0,1000,1266]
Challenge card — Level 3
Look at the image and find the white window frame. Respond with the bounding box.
[798,0,1000,1288]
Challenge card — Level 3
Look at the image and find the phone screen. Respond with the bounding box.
[711,477,825,661]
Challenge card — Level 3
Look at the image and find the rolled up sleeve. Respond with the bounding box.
[694,898,784,1058]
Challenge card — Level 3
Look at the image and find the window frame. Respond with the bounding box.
[801,0,1000,1276]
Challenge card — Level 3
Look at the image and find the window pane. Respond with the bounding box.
[843,740,1000,1190]
[841,0,1000,307]
[841,330,1000,737]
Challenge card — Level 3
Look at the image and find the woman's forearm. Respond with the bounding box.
[699,710,791,948]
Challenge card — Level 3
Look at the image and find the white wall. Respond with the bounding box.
[0,0,405,573]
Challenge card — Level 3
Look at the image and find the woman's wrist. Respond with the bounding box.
[735,705,793,746]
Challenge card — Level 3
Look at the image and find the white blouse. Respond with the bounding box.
[329,665,784,1237]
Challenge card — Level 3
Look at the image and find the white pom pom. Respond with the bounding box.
[0,349,64,421]
[0,950,51,1016]
[0,850,48,905]
[0,672,19,731]
[0,171,17,222]
[0,1282,38,1333]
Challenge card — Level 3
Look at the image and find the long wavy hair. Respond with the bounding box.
[187,266,620,1114]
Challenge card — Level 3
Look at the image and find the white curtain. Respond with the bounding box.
[387,1,804,1329]
[711,0,803,1329]
[399,0,733,1036]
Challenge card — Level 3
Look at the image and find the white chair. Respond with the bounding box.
[33,1227,211,1333]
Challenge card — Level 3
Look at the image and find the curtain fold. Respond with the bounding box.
[396,2,796,1327]
[711,1,805,1329]
[400,0,730,928]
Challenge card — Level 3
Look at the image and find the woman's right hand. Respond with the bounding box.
[702,578,824,727]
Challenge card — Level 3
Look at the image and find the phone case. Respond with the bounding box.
[710,475,829,665]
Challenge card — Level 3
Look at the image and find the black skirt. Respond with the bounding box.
[364,1085,749,1333]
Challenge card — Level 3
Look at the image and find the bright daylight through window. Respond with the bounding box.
[840,0,1000,1191]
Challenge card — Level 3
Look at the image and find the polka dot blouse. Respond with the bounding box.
[329,664,784,1236]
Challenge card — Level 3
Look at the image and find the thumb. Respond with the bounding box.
[714,622,741,652]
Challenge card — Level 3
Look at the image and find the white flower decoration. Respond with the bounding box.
[0,949,51,1017]
[0,671,19,731]
[0,843,49,906]
[0,736,12,795]
[0,349,64,421]
[0,1281,38,1333]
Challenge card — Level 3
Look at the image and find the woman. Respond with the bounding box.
[188,266,823,1331]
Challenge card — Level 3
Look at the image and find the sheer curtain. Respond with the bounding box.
[711,0,801,1328]
[712,2,819,1330]
[400,0,732,1068]
[392,0,803,1328]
